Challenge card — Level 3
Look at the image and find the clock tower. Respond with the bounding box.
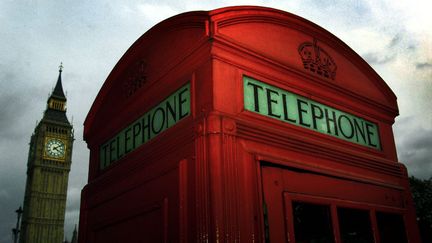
[20,64,74,243]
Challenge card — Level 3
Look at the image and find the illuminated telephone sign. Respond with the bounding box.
[99,83,190,169]
[244,76,381,149]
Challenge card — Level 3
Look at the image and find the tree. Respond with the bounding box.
[409,176,432,243]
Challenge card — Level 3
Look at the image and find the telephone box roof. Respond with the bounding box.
[84,6,398,139]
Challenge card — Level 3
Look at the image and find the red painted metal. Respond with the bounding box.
[79,6,421,242]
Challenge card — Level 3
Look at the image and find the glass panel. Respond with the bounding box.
[376,212,408,243]
[292,201,335,243]
[338,207,374,243]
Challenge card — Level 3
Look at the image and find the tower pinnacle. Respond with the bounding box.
[52,63,66,100]
[43,64,70,123]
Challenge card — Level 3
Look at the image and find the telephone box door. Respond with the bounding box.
[262,164,409,243]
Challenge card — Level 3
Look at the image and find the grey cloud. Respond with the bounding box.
[408,45,416,51]
[0,65,48,140]
[389,34,402,48]
[395,118,432,179]
[0,93,29,139]
[0,92,25,126]
[283,0,374,32]
[362,52,395,65]
[405,131,432,149]
[416,62,432,70]
[0,189,10,200]
[310,0,372,25]
[0,72,23,122]
[0,172,25,243]
[64,209,80,239]
[362,33,407,65]
[66,187,82,211]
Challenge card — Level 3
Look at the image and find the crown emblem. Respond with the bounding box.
[298,39,337,80]
[123,60,147,98]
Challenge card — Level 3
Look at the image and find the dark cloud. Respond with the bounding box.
[416,62,432,70]
[0,93,25,130]
[0,64,50,243]
[394,117,432,179]
[0,63,48,140]
[0,171,25,243]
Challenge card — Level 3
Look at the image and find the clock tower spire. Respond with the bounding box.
[46,63,68,116]
[19,63,74,243]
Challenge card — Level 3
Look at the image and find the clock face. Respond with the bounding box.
[45,138,66,159]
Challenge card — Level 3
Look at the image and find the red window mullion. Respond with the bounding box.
[370,209,381,243]
[331,204,342,243]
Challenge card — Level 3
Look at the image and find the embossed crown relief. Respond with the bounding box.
[123,60,147,98]
[298,39,337,80]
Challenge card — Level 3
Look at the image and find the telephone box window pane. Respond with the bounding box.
[337,207,374,243]
[292,201,335,243]
[376,212,408,243]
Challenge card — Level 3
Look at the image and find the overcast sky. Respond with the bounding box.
[0,0,431,242]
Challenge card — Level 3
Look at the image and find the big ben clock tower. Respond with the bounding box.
[20,64,74,243]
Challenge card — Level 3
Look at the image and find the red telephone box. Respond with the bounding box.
[79,6,421,243]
